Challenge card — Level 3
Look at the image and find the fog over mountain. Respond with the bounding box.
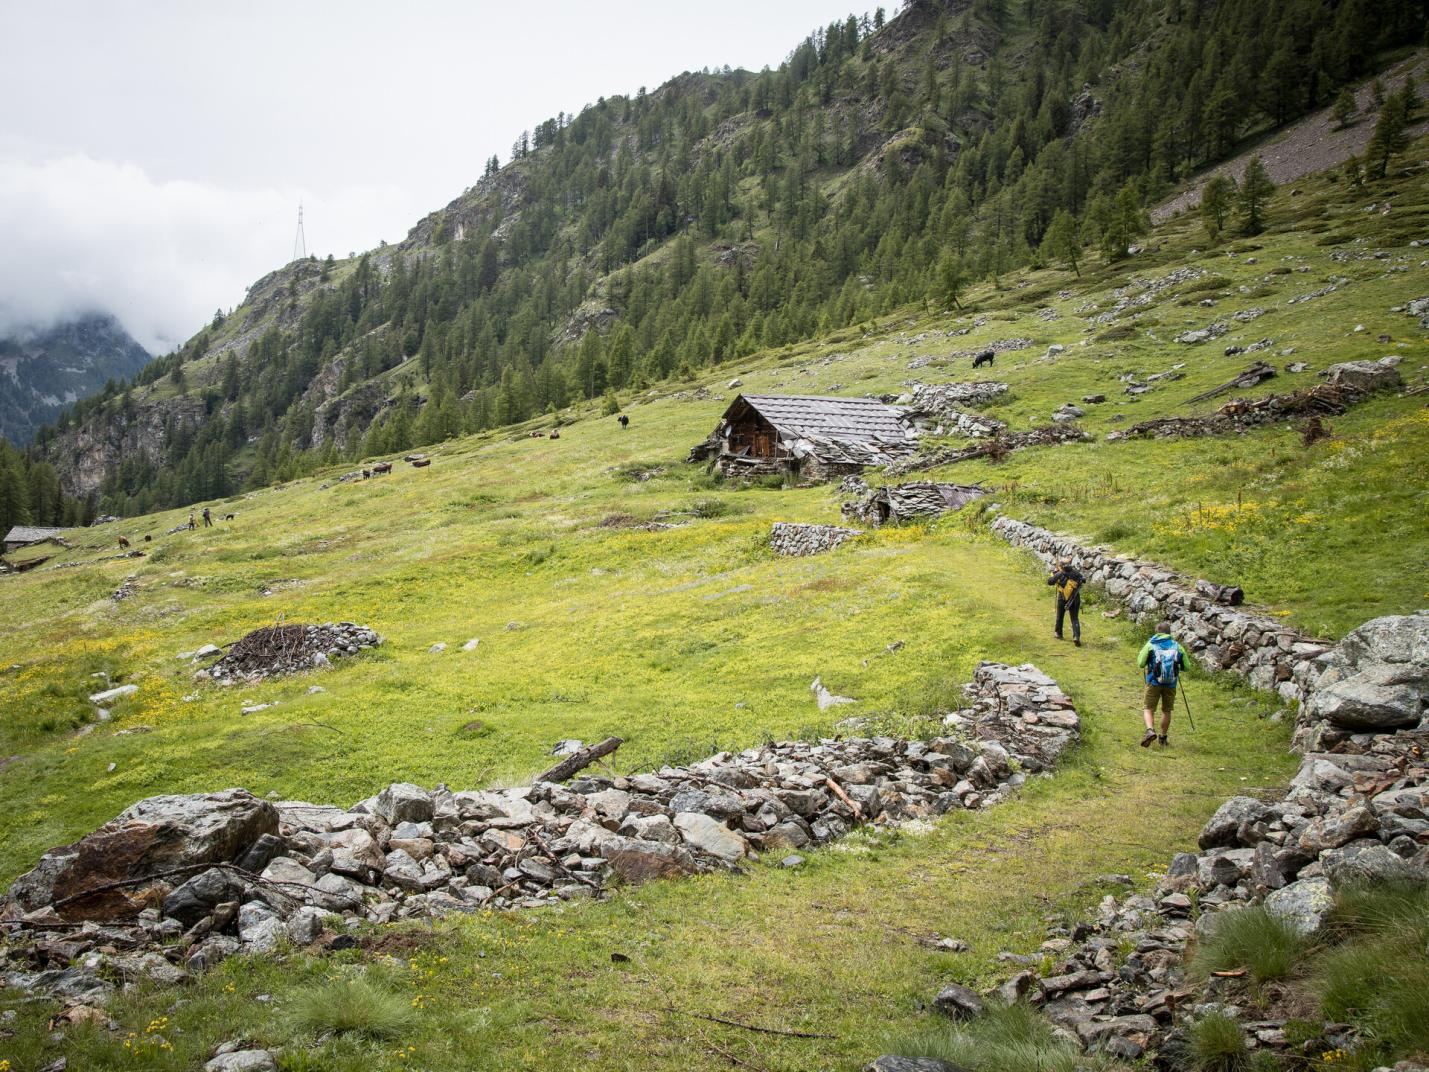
[0,0,841,353]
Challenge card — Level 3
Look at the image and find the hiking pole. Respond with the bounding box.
[1179,679,1197,732]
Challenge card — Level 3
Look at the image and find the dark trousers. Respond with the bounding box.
[1056,596,1080,641]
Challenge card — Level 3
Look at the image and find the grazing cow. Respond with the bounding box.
[144,534,152,542]
[117,536,130,549]
[972,349,995,368]
[223,513,235,521]
[549,428,561,440]
[372,462,392,475]
[362,469,371,479]
[411,457,432,468]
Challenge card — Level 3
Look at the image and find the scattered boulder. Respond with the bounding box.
[1264,877,1333,936]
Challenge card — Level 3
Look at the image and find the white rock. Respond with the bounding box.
[674,812,749,863]
[462,638,480,651]
[429,642,447,654]
[89,684,138,704]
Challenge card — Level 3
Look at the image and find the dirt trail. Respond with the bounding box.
[1153,50,1429,222]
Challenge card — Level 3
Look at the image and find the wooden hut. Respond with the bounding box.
[690,394,917,482]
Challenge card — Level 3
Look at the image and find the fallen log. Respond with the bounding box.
[534,736,623,783]
[1184,361,1276,405]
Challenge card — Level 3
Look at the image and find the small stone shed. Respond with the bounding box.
[844,482,987,526]
[690,394,917,481]
[3,526,65,554]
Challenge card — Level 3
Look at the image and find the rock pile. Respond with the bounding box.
[769,521,863,556]
[1108,379,1368,442]
[991,516,1332,702]
[892,425,1091,476]
[1,663,1078,999]
[201,623,381,684]
[905,380,1010,412]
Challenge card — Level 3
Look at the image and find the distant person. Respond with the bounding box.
[1047,557,1083,646]
[187,512,196,530]
[202,507,212,527]
[1138,621,1188,748]
[618,414,629,429]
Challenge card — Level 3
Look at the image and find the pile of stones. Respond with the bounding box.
[991,516,1332,703]
[0,663,1078,1000]
[769,521,863,556]
[200,623,381,684]
[903,380,1009,412]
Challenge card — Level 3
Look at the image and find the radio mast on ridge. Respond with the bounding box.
[292,201,307,262]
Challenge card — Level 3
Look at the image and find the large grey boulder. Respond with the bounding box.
[374,783,434,825]
[1306,612,1429,732]
[864,1060,970,1072]
[1198,797,1271,849]
[1264,877,1333,936]
[161,867,249,927]
[1324,358,1403,393]
[6,789,277,921]
[1321,840,1424,888]
[933,982,986,1021]
[673,812,750,863]
[206,1050,277,1072]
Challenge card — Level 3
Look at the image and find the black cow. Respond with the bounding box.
[972,349,995,368]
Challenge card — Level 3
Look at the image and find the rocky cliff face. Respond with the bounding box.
[0,314,150,446]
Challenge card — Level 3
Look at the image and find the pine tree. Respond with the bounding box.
[1364,90,1409,179]
[1039,209,1081,276]
[1200,175,1234,241]
[1237,157,1275,234]
[1332,89,1358,129]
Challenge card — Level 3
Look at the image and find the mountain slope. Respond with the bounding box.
[35,0,1425,516]
[0,149,1425,1069]
[0,313,149,446]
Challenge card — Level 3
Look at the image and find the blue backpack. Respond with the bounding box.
[1149,636,1180,686]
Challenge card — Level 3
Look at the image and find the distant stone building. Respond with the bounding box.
[689,394,917,482]
[3,526,66,553]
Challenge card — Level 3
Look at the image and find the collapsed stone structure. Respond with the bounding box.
[768,521,864,556]
[891,424,1091,476]
[0,664,1079,1001]
[899,382,1010,438]
[842,482,986,526]
[201,623,381,685]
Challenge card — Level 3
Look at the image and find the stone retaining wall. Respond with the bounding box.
[990,516,1331,705]
[769,521,863,556]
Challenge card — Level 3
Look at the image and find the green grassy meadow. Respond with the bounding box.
[0,160,1425,1069]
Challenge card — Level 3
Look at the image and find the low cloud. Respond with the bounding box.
[0,151,414,353]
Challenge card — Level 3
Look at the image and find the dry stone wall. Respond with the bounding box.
[769,521,863,556]
[990,516,1332,705]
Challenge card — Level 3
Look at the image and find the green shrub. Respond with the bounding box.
[1190,906,1307,983]
[287,975,417,1040]
[1186,1010,1248,1072]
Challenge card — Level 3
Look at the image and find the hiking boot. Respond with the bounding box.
[1140,729,1157,748]
[1159,735,1169,747]
[1054,632,1063,640]
[1073,638,1081,647]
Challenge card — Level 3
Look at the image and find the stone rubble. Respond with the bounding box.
[0,663,1079,1001]
[842,482,986,526]
[200,623,381,685]
[769,521,863,556]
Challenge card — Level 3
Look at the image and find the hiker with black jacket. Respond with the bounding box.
[1047,558,1083,646]
[1138,621,1188,748]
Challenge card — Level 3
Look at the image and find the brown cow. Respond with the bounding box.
[372,462,393,475]
[118,536,130,549]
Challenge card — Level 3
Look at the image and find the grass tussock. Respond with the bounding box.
[1191,906,1308,984]
[287,975,418,1040]
[878,1002,1121,1072]
[1185,1010,1250,1072]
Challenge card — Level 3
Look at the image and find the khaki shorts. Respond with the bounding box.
[1143,683,1177,715]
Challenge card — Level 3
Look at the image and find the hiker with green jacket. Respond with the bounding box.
[1138,621,1187,748]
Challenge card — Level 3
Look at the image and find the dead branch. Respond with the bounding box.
[535,736,623,783]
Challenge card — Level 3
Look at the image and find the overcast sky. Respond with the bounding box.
[0,0,857,352]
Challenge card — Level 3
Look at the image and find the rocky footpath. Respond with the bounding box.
[769,521,864,556]
[1,664,1079,1003]
[991,516,1333,704]
[200,622,381,685]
